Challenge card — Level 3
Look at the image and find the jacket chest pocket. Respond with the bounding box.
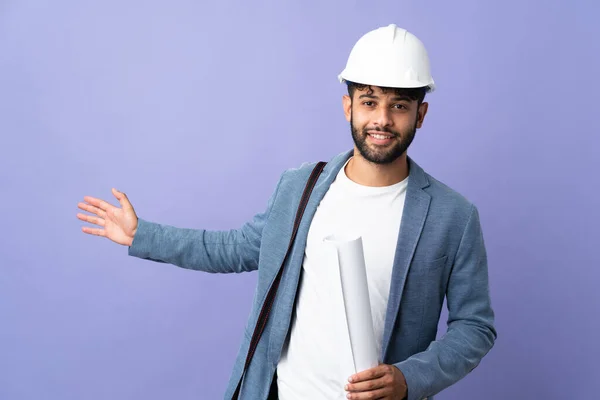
[411,255,448,275]
[404,255,448,302]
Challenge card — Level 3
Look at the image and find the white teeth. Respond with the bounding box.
[370,134,391,140]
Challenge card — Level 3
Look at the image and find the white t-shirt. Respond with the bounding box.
[277,157,408,399]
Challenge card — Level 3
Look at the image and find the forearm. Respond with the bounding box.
[394,318,496,400]
[127,218,261,273]
[127,172,284,273]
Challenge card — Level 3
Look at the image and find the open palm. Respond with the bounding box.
[77,188,138,246]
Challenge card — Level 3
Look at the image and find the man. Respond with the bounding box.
[77,24,496,400]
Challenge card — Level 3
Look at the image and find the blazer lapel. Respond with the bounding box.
[267,150,353,363]
[291,150,354,253]
[381,157,431,360]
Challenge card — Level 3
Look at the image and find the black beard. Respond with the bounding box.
[350,114,417,165]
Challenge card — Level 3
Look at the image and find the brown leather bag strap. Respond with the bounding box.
[232,161,327,399]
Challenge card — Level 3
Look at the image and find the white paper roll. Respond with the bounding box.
[324,234,379,373]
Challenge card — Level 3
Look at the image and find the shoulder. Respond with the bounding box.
[417,164,479,223]
[281,161,321,181]
[278,150,348,185]
[427,174,473,208]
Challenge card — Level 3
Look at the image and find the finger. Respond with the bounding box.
[81,226,106,237]
[83,196,116,213]
[77,202,106,218]
[346,375,387,393]
[346,386,391,400]
[349,365,387,383]
[77,213,105,227]
[112,188,133,211]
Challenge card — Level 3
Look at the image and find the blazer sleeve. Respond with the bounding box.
[127,172,284,274]
[394,204,497,400]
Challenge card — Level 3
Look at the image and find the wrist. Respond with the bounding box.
[126,229,136,247]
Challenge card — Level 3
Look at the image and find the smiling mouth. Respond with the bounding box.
[368,133,394,140]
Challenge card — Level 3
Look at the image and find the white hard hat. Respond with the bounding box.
[338,24,436,92]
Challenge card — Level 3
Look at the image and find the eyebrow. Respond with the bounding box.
[357,94,413,102]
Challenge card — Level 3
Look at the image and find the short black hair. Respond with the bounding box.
[346,81,428,105]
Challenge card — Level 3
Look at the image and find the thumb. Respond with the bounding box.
[112,188,133,210]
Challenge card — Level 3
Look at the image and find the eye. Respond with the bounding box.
[362,101,375,107]
[392,104,407,110]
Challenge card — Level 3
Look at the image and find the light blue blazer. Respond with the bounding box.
[128,149,497,400]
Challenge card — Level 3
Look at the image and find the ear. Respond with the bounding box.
[343,94,352,122]
[416,102,429,129]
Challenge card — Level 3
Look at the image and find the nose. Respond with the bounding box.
[373,107,392,129]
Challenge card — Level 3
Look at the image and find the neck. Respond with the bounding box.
[344,148,409,187]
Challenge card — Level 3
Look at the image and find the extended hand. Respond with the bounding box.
[77,188,138,246]
[345,363,408,399]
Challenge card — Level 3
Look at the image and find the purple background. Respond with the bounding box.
[1,0,598,398]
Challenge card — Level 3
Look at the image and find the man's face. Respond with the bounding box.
[343,86,427,165]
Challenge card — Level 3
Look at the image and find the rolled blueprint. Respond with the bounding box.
[324,234,379,373]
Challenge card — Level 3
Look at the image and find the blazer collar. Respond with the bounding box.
[320,149,430,191]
